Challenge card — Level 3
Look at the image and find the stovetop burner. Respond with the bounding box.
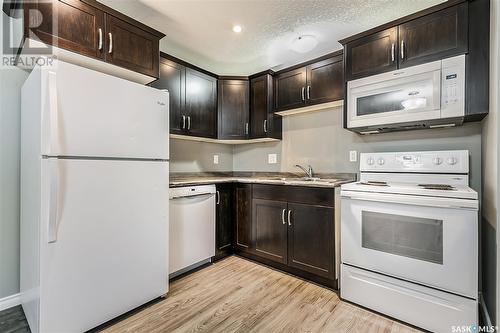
[358,181,389,187]
[418,184,457,191]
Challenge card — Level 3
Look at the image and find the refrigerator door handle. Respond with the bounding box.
[48,71,60,155]
[47,158,60,243]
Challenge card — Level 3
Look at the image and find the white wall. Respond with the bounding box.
[480,0,500,325]
[170,139,233,173]
[0,65,29,299]
[233,108,483,192]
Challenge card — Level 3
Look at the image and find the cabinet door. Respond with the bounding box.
[253,199,288,264]
[215,184,233,260]
[250,75,270,138]
[235,184,252,252]
[27,0,105,59]
[218,80,249,139]
[150,58,185,134]
[345,27,398,81]
[105,15,160,77]
[306,55,344,105]
[185,68,217,138]
[287,203,335,279]
[274,67,307,111]
[398,3,468,68]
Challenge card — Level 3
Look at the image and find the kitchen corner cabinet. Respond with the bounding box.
[274,53,343,112]
[215,184,233,260]
[234,184,253,253]
[218,79,249,139]
[250,74,282,139]
[343,2,468,81]
[151,56,217,138]
[23,0,164,78]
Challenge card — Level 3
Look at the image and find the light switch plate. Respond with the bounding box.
[268,153,277,164]
[213,155,219,164]
[349,150,357,162]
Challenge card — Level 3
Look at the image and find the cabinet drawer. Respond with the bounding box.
[252,184,335,207]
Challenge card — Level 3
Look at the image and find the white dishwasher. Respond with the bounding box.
[169,185,216,277]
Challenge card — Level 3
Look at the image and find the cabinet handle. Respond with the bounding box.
[187,116,191,130]
[182,115,186,129]
[263,119,267,133]
[281,209,286,225]
[216,191,220,205]
[301,87,305,101]
[287,210,292,226]
[245,122,249,135]
[307,85,311,100]
[98,28,103,50]
[391,43,395,62]
[108,33,113,54]
[400,40,405,60]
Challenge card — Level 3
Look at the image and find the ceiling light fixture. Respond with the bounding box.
[232,25,242,33]
[290,35,318,53]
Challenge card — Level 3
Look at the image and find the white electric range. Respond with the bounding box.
[340,150,478,333]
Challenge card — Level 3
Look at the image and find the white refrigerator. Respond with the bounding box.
[20,60,169,333]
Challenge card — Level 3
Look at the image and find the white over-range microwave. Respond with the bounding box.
[346,55,465,133]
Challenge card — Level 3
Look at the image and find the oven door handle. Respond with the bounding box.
[341,190,478,210]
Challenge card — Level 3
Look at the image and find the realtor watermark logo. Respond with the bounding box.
[2,0,56,69]
[452,325,498,332]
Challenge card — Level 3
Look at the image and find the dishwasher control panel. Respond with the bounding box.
[169,184,216,199]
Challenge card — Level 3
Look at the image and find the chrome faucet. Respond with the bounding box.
[294,164,314,179]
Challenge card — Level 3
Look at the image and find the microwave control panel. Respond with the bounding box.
[441,55,465,118]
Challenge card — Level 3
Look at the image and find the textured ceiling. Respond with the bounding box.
[100,0,445,76]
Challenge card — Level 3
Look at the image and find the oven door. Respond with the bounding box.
[347,60,442,129]
[341,190,478,298]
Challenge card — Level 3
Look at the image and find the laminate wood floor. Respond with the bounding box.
[103,256,421,333]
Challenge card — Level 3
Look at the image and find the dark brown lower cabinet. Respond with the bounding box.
[215,184,233,260]
[234,184,252,252]
[253,199,287,264]
[287,203,335,279]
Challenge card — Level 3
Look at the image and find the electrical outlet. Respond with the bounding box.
[268,153,277,164]
[213,155,219,164]
[349,150,357,162]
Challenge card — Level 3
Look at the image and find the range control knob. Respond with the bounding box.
[433,157,443,165]
[446,157,457,165]
[367,157,375,166]
[377,158,385,165]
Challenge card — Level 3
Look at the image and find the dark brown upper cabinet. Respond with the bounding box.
[307,55,344,105]
[218,79,249,140]
[150,58,185,134]
[185,68,218,138]
[105,14,160,78]
[250,74,282,140]
[274,67,307,111]
[342,2,468,81]
[274,53,344,112]
[151,55,217,138]
[25,0,105,60]
[345,28,398,81]
[22,0,164,78]
[398,3,468,68]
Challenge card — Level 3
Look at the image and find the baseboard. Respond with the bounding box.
[0,293,21,311]
[479,292,493,327]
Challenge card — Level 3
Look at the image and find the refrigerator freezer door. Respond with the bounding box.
[39,158,169,333]
[41,61,169,159]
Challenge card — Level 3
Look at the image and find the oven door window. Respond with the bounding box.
[361,211,443,264]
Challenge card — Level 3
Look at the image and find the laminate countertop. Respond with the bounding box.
[169,172,356,189]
